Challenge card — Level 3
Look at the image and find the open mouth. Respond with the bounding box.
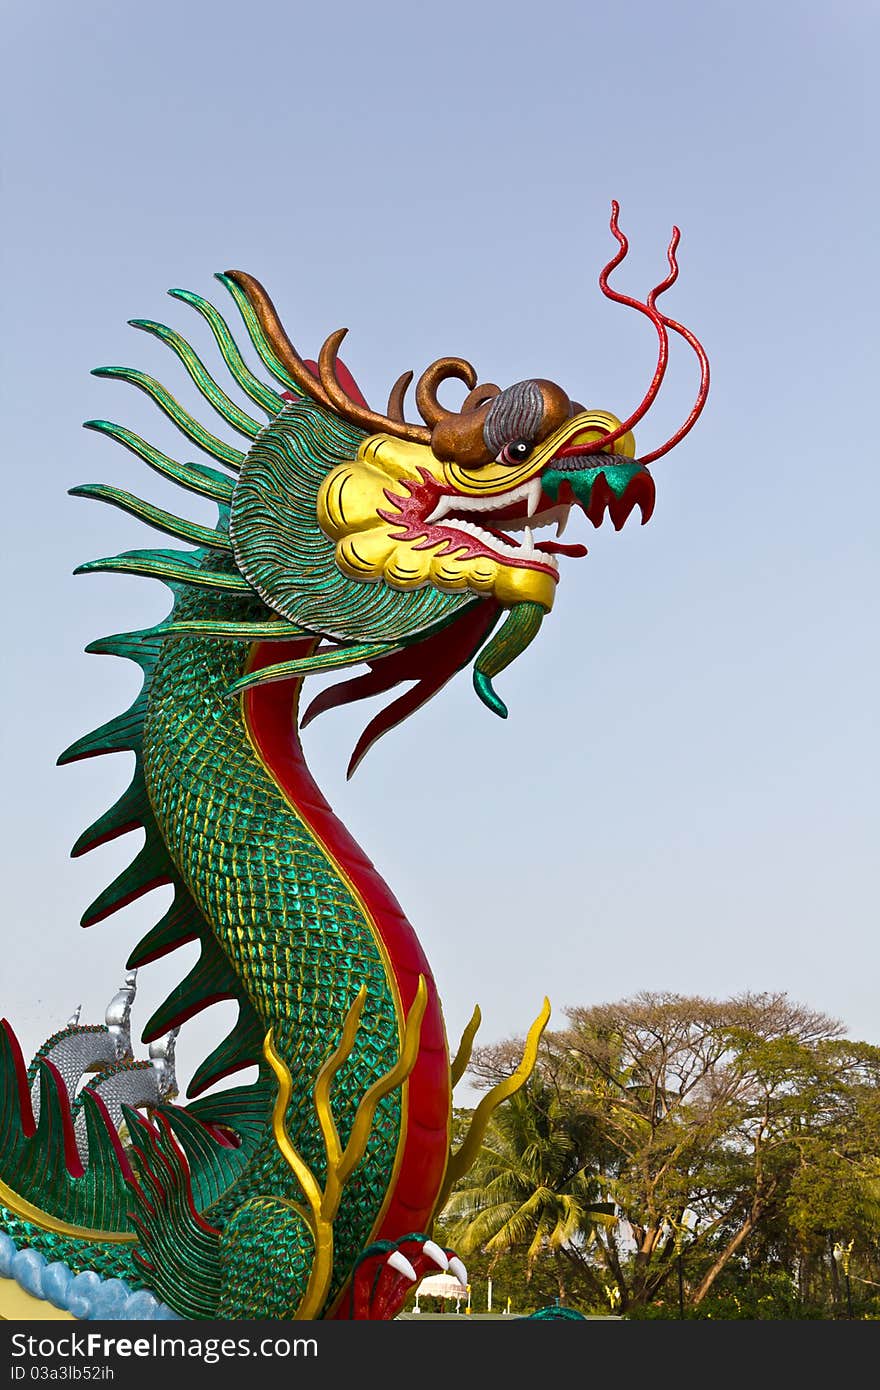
[423,481,577,574]
[382,460,656,578]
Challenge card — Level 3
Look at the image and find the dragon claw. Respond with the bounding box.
[421,1239,448,1271]
[448,1255,468,1289]
[350,1235,467,1319]
[386,1251,418,1282]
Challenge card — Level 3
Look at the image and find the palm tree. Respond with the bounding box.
[441,1078,614,1308]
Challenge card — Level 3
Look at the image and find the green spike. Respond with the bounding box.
[118,1103,151,1142]
[72,776,151,857]
[225,639,403,696]
[75,549,252,592]
[83,421,234,502]
[141,938,241,1040]
[58,693,147,764]
[122,1105,222,1317]
[167,288,284,415]
[128,318,262,439]
[0,1025,29,1129]
[0,1037,139,1234]
[32,1063,77,1181]
[127,892,207,969]
[76,1090,134,1228]
[155,1105,252,1206]
[186,1009,265,1099]
[80,838,174,927]
[215,273,303,393]
[187,1079,271,1136]
[91,366,245,468]
[70,483,232,550]
[164,617,305,641]
[84,628,165,669]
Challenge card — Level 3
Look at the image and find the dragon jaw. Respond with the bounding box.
[317,410,655,615]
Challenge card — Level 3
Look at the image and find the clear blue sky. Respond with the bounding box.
[2,1,877,1101]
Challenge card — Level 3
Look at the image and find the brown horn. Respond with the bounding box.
[226,270,495,448]
[223,270,334,409]
[415,358,479,428]
[460,383,501,412]
[387,370,415,423]
[318,329,431,443]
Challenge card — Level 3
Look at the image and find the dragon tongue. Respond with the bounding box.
[537,540,588,557]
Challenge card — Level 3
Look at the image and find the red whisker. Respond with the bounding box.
[636,314,710,464]
[575,201,672,457]
[648,226,681,307]
[577,205,709,464]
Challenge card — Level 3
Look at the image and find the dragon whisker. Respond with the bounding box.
[69,483,232,550]
[91,366,245,470]
[83,420,235,502]
[128,318,263,440]
[168,287,286,416]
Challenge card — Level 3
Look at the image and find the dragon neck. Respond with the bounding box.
[244,638,452,1241]
[142,622,451,1290]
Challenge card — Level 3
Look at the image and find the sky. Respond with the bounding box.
[2,1,877,1108]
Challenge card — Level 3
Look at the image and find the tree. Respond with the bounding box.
[685,1031,880,1308]
[463,991,880,1315]
[440,1076,615,1312]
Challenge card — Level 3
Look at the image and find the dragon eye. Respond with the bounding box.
[502,439,533,464]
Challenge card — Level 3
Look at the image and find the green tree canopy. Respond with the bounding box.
[453,991,880,1316]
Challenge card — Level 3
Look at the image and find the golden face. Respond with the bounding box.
[317,410,640,612]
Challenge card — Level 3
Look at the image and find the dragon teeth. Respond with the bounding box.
[434,517,558,568]
[426,477,541,526]
[421,483,571,571]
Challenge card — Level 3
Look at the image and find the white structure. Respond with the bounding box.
[414,1272,468,1313]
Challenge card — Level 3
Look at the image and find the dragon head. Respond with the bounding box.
[224,203,708,762]
[315,398,646,615]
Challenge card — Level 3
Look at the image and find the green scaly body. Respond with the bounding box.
[1,242,672,1317]
[0,285,472,1319]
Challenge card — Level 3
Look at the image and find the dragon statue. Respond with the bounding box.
[0,203,708,1322]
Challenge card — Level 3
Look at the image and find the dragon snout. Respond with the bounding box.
[542,457,655,532]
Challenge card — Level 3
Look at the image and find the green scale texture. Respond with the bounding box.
[218,1197,316,1320]
[0,1210,144,1285]
[142,574,403,1312]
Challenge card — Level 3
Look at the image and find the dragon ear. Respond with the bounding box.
[280,354,371,412]
[472,602,546,719]
[300,356,370,409]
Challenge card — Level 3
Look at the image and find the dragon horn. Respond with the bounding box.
[225,270,505,449]
[223,269,334,409]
